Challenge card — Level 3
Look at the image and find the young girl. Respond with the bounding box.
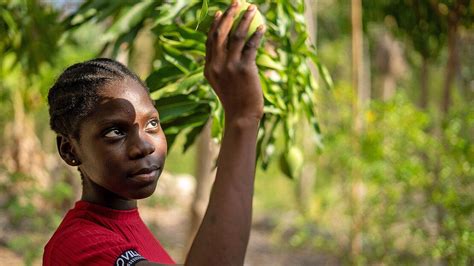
[43,2,265,265]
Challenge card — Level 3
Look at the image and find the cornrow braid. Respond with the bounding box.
[48,58,147,139]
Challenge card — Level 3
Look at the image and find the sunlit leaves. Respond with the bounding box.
[66,0,331,179]
[0,0,63,75]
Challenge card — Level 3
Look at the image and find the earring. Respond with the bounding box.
[71,159,76,164]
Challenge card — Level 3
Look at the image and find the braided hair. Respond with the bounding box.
[48,58,147,139]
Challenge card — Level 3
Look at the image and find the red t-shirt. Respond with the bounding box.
[43,201,175,265]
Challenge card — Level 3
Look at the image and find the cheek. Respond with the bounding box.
[81,144,126,177]
[162,136,168,156]
[155,132,168,156]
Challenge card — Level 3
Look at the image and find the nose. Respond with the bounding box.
[127,131,155,160]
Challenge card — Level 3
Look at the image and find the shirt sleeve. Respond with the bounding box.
[46,222,145,266]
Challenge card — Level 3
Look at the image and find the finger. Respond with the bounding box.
[242,25,266,63]
[206,11,222,63]
[228,4,256,61]
[215,0,240,49]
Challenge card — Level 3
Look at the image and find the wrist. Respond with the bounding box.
[225,115,261,130]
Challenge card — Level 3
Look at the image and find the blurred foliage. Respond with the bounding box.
[0,0,62,74]
[0,1,100,264]
[251,82,473,264]
[266,84,473,264]
[63,0,331,179]
[364,0,473,60]
[0,167,74,265]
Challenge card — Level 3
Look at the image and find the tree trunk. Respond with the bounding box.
[441,21,459,115]
[295,0,318,214]
[374,31,404,101]
[351,0,370,124]
[304,0,317,44]
[432,6,461,264]
[350,0,367,261]
[419,56,430,109]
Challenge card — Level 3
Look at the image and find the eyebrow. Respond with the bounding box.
[96,109,159,126]
[145,109,159,118]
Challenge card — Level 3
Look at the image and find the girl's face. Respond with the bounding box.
[73,78,167,200]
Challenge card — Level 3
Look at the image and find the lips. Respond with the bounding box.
[132,165,159,175]
[129,165,160,183]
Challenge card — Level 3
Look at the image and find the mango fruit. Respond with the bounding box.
[279,146,304,179]
[231,0,265,39]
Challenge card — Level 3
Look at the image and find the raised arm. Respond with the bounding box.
[185,1,265,265]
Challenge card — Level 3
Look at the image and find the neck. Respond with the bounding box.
[81,176,137,210]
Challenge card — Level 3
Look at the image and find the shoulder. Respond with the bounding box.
[48,217,125,245]
[44,218,137,266]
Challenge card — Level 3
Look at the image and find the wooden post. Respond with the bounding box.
[350,0,367,261]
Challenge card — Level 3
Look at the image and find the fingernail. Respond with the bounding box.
[248,5,256,11]
[232,0,239,7]
[215,11,222,18]
[257,25,266,32]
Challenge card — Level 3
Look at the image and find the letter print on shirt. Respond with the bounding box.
[115,249,146,266]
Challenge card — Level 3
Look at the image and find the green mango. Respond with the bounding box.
[279,146,304,179]
[232,0,265,39]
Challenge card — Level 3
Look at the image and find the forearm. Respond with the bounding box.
[185,117,260,265]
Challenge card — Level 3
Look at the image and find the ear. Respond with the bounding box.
[56,135,81,166]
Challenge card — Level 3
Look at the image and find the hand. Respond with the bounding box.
[204,1,266,123]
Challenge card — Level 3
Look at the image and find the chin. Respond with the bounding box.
[127,179,159,200]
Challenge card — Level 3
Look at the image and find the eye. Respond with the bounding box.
[145,119,160,131]
[104,128,125,138]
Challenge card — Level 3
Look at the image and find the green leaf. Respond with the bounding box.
[257,115,279,170]
[257,54,285,70]
[159,102,203,123]
[306,49,333,89]
[195,0,209,30]
[165,133,178,151]
[64,0,113,28]
[150,82,179,100]
[211,103,224,140]
[183,121,207,152]
[301,93,321,134]
[155,24,207,44]
[146,66,183,91]
[163,108,210,134]
[152,0,188,26]
[103,0,153,42]
[293,31,308,51]
[177,70,204,90]
[149,69,204,99]
[162,43,196,73]
[156,96,207,123]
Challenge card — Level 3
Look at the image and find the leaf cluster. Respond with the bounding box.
[0,0,63,75]
[64,0,332,179]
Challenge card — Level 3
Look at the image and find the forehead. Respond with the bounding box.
[100,78,151,104]
[83,79,157,125]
